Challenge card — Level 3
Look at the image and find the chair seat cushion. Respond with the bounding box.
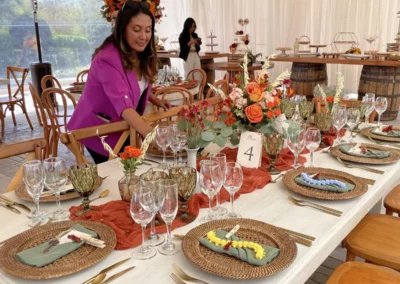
[327,261,400,284]
[346,214,400,270]
[384,185,400,214]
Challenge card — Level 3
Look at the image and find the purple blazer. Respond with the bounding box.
[67,43,152,156]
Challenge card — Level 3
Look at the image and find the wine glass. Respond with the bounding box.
[364,36,379,53]
[171,67,180,84]
[290,95,306,124]
[375,97,388,125]
[346,108,361,142]
[131,188,157,260]
[287,124,306,169]
[157,69,166,86]
[158,179,180,255]
[160,36,168,48]
[198,160,223,224]
[43,157,69,221]
[305,127,321,167]
[23,160,47,227]
[177,131,187,166]
[209,153,228,218]
[68,163,98,216]
[168,124,181,167]
[362,93,375,124]
[140,169,168,246]
[331,105,347,146]
[156,126,171,169]
[224,162,243,218]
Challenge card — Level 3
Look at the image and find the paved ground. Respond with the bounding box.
[1,91,398,283]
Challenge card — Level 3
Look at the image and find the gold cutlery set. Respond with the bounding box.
[336,157,384,174]
[0,195,30,214]
[286,192,342,217]
[82,257,133,284]
[171,263,209,284]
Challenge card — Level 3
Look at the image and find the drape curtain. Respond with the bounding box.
[159,0,400,92]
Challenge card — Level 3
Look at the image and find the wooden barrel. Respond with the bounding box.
[358,65,400,121]
[290,63,328,100]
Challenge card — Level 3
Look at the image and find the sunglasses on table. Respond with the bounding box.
[121,0,151,11]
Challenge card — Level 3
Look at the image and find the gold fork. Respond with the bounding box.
[336,157,384,174]
[172,263,208,284]
[368,136,400,148]
[170,273,187,284]
[286,192,342,217]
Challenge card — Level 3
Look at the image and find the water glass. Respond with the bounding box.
[209,153,228,218]
[156,126,171,169]
[305,127,321,167]
[131,190,157,260]
[158,179,180,255]
[198,160,223,224]
[23,160,47,226]
[224,162,243,218]
[43,157,69,221]
[177,132,187,166]
[375,97,388,125]
[346,108,361,142]
[332,105,347,146]
[362,93,375,124]
[168,124,181,167]
[287,125,306,169]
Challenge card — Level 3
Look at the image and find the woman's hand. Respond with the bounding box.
[153,98,172,111]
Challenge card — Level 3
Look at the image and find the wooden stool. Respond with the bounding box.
[384,185,400,216]
[345,214,400,270]
[327,261,400,284]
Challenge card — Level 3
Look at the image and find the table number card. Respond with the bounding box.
[236,131,263,168]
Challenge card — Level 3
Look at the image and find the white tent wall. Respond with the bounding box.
[159,0,400,93]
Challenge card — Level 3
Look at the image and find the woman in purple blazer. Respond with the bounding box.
[68,1,170,164]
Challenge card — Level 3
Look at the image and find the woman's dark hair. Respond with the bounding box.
[182,18,196,35]
[93,1,157,83]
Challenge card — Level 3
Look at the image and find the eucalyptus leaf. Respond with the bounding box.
[221,127,233,138]
[215,135,228,148]
[178,120,191,131]
[212,121,226,130]
[230,131,240,145]
[203,119,212,129]
[198,139,210,149]
[201,130,216,142]
[258,123,274,134]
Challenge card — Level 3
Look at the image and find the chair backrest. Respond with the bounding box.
[186,68,207,100]
[0,138,47,192]
[205,80,229,99]
[42,88,77,133]
[7,66,29,99]
[153,86,194,112]
[76,69,89,83]
[41,75,62,91]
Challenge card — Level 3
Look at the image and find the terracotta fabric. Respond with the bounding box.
[323,128,347,146]
[69,147,306,250]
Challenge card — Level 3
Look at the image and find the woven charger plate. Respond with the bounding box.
[360,126,400,142]
[0,220,116,279]
[15,176,102,203]
[182,218,297,279]
[330,143,400,165]
[283,168,368,200]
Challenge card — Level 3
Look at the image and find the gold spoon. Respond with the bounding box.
[90,189,110,202]
[92,272,106,284]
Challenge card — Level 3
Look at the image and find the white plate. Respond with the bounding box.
[294,52,319,57]
[342,54,370,60]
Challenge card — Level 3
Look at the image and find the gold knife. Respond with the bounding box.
[81,257,131,284]
[0,195,31,213]
[0,202,21,214]
[101,266,135,284]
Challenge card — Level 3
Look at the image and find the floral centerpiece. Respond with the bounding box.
[101,0,165,25]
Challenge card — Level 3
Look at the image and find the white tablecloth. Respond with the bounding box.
[0,134,399,284]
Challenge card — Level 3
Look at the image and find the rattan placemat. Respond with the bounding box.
[283,168,368,200]
[182,218,297,279]
[15,176,102,203]
[146,146,186,158]
[0,220,116,279]
[360,126,400,142]
[330,143,400,165]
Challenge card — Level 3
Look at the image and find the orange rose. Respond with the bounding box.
[266,110,274,118]
[128,148,142,158]
[245,83,264,102]
[245,104,263,123]
[274,108,282,116]
[119,152,129,161]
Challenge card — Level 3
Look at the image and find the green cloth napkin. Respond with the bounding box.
[371,128,400,137]
[16,224,97,267]
[200,230,280,266]
[294,177,355,193]
[339,145,391,159]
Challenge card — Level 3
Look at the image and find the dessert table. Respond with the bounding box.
[0,134,399,283]
[271,55,400,121]
[205,62,266,84]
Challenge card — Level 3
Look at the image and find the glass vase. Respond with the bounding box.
[118,170,140,202]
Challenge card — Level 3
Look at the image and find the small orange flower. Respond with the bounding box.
[326,97,334,103]
[128,148,142,158]
[274,108,282,116]
[266,110,275,118]
[119,152,129,160]
[245,104,263,123]
[245,83,264,102]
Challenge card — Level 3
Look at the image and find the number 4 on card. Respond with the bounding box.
[236,132,263,168]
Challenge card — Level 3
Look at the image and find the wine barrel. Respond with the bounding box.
[290,63,328,100]
[358,66,400,121]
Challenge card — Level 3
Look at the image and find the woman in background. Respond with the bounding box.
[179,17,202,77]
[68,1,171,164]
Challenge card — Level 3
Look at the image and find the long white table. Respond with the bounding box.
[0,134,399,284]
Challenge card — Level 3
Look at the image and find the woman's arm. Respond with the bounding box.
[121,108,152,136]
[148,94,172,111]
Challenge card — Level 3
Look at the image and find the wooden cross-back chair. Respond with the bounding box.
[76,69,89,83]
[42,88,77,156]
[60,106,187,164]
[186,68,207,100]
[0,138,47,192]
[0,66,33,137]
[205,80,229,99]
[152,86,194,112]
